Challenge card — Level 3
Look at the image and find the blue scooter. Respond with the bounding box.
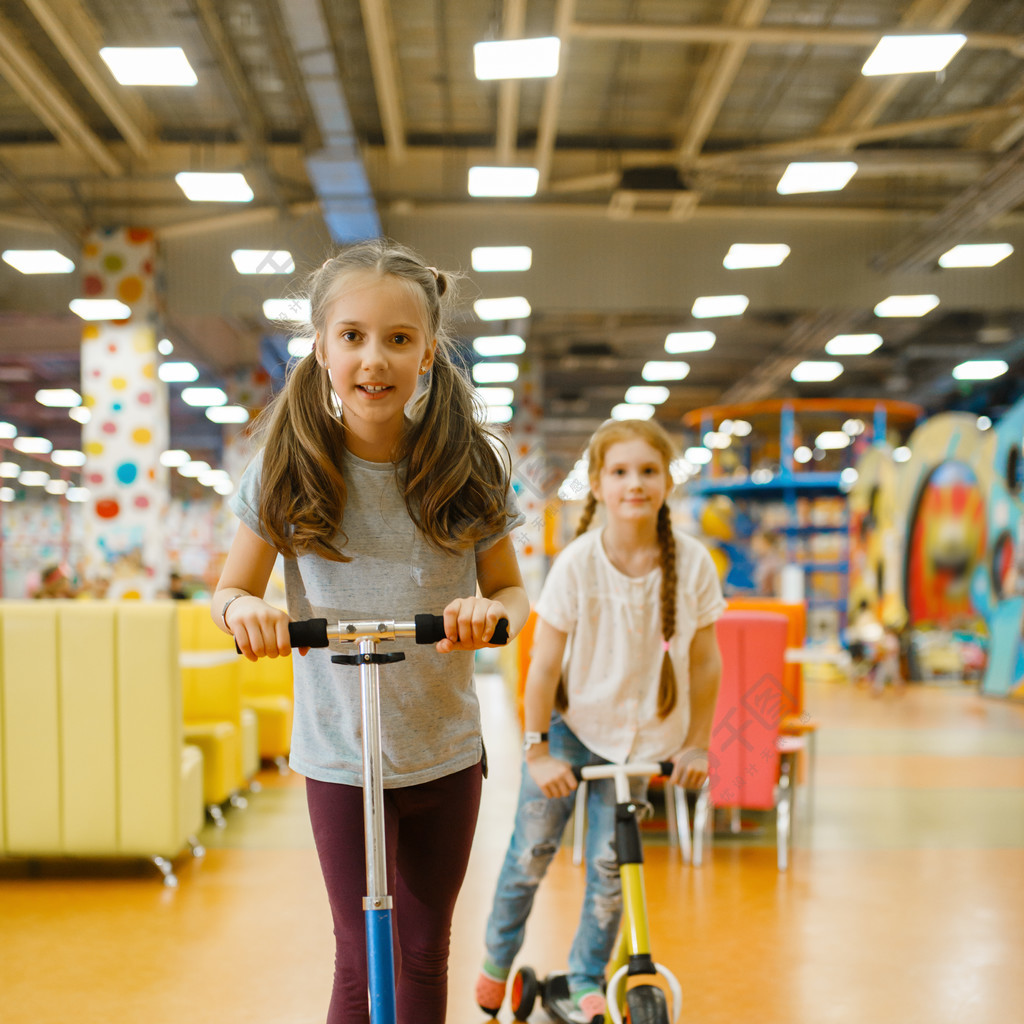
[285,613,509,1024]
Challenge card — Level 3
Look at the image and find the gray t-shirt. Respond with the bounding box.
[231,450,524,788]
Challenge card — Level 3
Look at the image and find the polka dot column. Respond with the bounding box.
[509,351,550,602]
[79,227,170,600]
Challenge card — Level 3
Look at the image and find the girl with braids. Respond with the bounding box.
[212,238,529,1024]
[476,417,723,1024]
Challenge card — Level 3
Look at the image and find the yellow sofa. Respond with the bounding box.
[0,601,204,886]
[176,603,260,824]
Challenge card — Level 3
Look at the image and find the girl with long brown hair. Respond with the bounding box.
[212,238,529,1024]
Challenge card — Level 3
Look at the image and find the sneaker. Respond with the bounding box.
[475,965,507,1016]
[568,989,606,1023]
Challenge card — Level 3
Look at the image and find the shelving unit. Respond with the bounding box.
[682,399,923,641]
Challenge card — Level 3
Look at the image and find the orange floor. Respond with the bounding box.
[2,672,1023,1024]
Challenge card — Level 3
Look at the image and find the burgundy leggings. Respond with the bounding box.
[306,763,482,1024]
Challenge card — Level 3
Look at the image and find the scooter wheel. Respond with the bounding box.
[511,965,539,1021]
[625,983,670,1024]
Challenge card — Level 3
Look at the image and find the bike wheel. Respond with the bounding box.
[511,966,539,1022]
[625,983,670,1024]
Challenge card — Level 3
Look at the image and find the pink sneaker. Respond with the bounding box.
[475,970,507,1016]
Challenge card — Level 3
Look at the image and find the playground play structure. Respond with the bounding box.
[683,396,1024,701]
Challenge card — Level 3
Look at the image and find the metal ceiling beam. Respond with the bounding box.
[22,0,154,158]
[0,155,82,249]
[695,102,1024,167]
[673,0,770,165]
[817,0,973,137]
[495,0,527,165]
[534,0,577,189]
[716,310,871,405]
[0,9,121,177]
[188,0,287,212]
[872,135,1024,273]
[358,0,407,163]
[569,17,1018,53]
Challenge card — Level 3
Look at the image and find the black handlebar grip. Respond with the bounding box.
[415,613,447,645]
[659,760,675,778]
[289,618,330,649]
[414,614,510,646]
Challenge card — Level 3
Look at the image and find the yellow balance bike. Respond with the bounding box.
[511,761,684,1024]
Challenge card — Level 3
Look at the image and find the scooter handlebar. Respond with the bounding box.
[571,761,676,782]
[234,614,509,654]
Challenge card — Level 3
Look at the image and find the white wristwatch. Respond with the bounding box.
[523,730,549,752]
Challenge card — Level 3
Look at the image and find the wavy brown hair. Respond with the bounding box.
[252,238,514,561]
[558,418,680,717]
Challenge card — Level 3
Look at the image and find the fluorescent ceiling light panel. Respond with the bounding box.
[474,296,532,320]
[476,387,515,406]
[468,166,540,197]
[100,46,198,85]
[612,402,654,421]
[51,450,86,467]
[13,436,53,454]
[69,298,131,321]
[471,246,533,272]
[206,405,250,423]
[692,294,748,318]
[485,406,514,424]
[731,419,752,436]
[874,294,940,317]
[723,243,790,269]
[2,249,75,274]
[825,333,883,356]
[791,360,843,383]
[231,249,295,274]
[263,298,312,322]
[288,337,315,358]
[178,460,211,478]
[684,447,712,465]
[473,37,560,80]
[938,243,1014,268]
[46,480,69,495]
[625,385,670,405]
[181,387,227,408]
[67,487,90,502]
[0,421,16,439]
[35,389,81,408]
[158,338,174,355]
[952,359,1008,381]
[175,171,253,202]
[158,361,199,383]
[777,161,857,195]
[1,461,20,476]
[472,362,519,383]
[861,34,966,76]
[815,431,851,450]
[68,407,90,424]
[665,331,716,353]
[19,471,50,487]
[473,335,526,356]
[642,361,690,381]
[160,450,191,467]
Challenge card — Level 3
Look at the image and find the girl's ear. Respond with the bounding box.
[314,332,326,367]
[420,340,437,375]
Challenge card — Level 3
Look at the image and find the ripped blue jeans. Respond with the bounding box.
[483,714,647,992]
